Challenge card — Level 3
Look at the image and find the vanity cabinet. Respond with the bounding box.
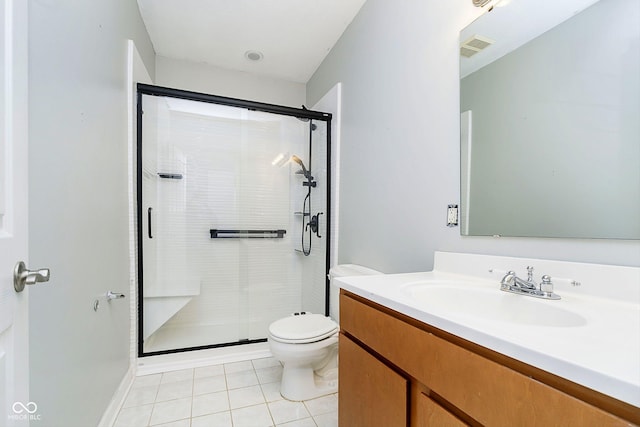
[414,391,469,427]
[339,291,639,427]
[339,334,407,426]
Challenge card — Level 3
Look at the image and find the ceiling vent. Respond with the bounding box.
[460,35,494,58]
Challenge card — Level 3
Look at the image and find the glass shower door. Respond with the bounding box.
[138,88,329,355]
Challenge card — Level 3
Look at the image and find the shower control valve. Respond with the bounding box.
[307,213,323,238]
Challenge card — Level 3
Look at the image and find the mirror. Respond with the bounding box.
[460,0,639,239]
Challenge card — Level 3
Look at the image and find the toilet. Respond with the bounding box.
[268,264,382,401]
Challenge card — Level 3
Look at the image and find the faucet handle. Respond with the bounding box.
[540,275,553,293]
[499,271,516,287]
[526,266,534,281]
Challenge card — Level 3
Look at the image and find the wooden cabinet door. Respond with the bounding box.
[339,333,408,427]
[415,392,469,427]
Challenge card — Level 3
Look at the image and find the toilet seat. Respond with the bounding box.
[269,313,338,344]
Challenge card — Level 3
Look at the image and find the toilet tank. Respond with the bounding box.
[329,264,382,323]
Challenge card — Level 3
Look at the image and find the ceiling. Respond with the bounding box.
[137,0,367,83]
[460,0,600,78]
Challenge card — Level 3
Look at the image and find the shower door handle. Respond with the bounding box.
[315,212,323,238]
[148,207,153,239]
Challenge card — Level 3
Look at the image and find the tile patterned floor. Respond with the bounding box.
[114,357,338,427]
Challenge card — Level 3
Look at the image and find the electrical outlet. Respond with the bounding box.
[447,204,459,227]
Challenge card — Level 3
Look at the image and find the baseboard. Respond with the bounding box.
[97,365,135,427]
[136,342,272,376]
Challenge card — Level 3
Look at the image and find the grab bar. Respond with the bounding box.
[210,229,286,239]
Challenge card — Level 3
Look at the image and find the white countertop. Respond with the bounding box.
[336,253,640,408]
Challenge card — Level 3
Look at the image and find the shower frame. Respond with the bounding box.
[136,83,332,357]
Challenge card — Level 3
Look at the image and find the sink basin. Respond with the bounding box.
[401,281,587,327]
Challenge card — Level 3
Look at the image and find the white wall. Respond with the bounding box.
[307,0,640,272]
[28,0,155,425]
[156,56,306,108]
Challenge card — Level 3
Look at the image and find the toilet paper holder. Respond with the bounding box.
[106,291,125,300]
[93,291,126,311]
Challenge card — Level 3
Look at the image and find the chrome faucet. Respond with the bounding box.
[499,266,560,300]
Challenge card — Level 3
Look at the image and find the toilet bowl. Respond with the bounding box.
[268,264,382,401]
[268,313,339,401]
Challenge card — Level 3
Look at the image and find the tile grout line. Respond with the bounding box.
[146,376,159,427]
[189,369,195,425]
[259,363,278,427]
[116,358,337,427]
[225,365,234,427]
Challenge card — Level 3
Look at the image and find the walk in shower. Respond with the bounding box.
[136,85,331,356]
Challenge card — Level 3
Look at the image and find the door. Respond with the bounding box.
[0,0,31,425]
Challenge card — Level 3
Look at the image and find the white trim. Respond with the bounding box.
[0,0,30,423]
[136,342,271,376]
[96,366,135,427]
[311,82,342,268]
[126,39,152,371]
[97,39,152,427]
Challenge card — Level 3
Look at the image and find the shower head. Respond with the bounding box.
[291,155,316,187]
[272,153,314,183]
[290,155,310,179]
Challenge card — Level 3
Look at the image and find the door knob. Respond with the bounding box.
[13,261,50,292]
